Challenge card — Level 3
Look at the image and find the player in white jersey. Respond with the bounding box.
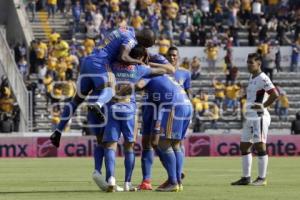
[231,53,278,186]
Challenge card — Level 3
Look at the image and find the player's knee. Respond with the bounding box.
[105,142,117,150]
[171,141,181,151]
[151,140,158,149]
[124,141,134,151]
[142,136,151,149]
[257,150,267,156]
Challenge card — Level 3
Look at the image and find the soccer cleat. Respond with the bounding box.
[50,129,61,148]
[92,170,108,191]
[106,176,116,192]
[124,182,137,192]
[156,180,169,191]
[115,185,124,192]
[231,177,251,185]
[138,180,153,190]
[251,177,267,186]
[156,183,179,192]
[88,103,105,122]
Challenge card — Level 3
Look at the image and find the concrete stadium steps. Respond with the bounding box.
[28,11,71,41]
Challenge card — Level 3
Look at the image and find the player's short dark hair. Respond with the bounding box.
[129,45,146,59]
[247,53,262,62]
[167,46,178,54]
[136,28,155,48]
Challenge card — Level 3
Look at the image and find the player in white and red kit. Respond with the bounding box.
[231,53,278,186]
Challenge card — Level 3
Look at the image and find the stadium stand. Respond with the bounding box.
[4,0,299,133]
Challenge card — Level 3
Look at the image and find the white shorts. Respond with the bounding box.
[241,114,271,143]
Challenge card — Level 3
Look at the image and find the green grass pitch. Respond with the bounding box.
[0,157,299,200]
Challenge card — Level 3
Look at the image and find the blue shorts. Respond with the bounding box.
[141,102,160,136]
[160,103,192,140]
[224,98,237,108]
[102,103,138,143]
[77,55,115,98]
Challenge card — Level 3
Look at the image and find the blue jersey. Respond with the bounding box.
[94,26,137,62]
[149,53,169,64]
[110,62,152,104]
[174,67,191,90]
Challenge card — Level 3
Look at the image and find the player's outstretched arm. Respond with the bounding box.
[118,45,145,65]
[148,62,175,74]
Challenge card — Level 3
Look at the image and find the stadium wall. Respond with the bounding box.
[0,135,300,158]
[150,47,292,67]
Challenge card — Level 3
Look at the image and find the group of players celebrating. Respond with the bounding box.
[49,25,279,192]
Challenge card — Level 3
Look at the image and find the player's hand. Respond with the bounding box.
[251,104,264,110]
[50,129,62,148]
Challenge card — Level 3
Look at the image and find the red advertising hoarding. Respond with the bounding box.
[1,135,300,158]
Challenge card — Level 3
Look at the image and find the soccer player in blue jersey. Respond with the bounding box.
[101,46,174,192]
[49,26,155,147]
[137,72,193,191]
[169,46,192,99]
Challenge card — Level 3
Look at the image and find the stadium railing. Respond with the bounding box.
[0,31,32,132]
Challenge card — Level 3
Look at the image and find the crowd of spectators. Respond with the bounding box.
[19,0,300,132]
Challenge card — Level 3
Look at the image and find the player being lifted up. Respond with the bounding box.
[102,45,174,192]
[50,26,156,148]
[231,53,278,186]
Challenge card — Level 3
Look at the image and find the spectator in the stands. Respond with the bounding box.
[180,57,190,70]
[17,56,28,80]
[0,84,14,117]
[213,77,225,107]
[248,21,259,46]
[27,0,37,22]
[263,41,277,81]
[158,34,171,56]
[38,62,47,93]
[47,0,57,20]
[72,1,82,33]
[191,56,201,80]
[291,112,300,135]
[198,25,207,46]
[29,40,37,74]
[43,71,54,106]
[208,102,219,129]
[205,41,219,72]
[35,39,48,68]
[278,91,289,122]
[14,43,27,63]
[252,0,263,22]
[223,82,241,114]
[290,37,300,72]
[227,0,240,28]
[56,57,67,81]
[83,36,95,55]
[48,29,61,46]
[92,8,103,31]
[131,10,144,30]
[225,66,239,85]
[53,37,69,58]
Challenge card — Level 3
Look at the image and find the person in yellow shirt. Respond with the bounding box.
[48,29,61,46]
[165,0,179,20]
[205,42,219,72]
[53,37,69,58]
[208,102,219,129]
[131,11,144,30]
[279,93,289,121]
[51,83,63,105]
[158,35,171,56]
[83,37,95,55]
[257,41,269,57]
[223,82,241,113]
[110,0,120,12]
[35,39,48,67]
[63,76,76,101]
[47,53,58,73]
[43,71,54,106]
[56,57,67,81]
[213,77,225,107]
[47,0,57,19]
[0,87,14,114]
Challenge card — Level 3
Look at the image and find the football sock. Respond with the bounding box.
[155,148,166,170]
[258,155,268,179]
[57,101,79,132]
[124,150,135,182]
[161,147,177,185]
[242,153,252,177]
[141,149,154,181]
[96,87,114,108]
[104,148,116,181]
[94,144,104,174]
[174,148,184,184]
